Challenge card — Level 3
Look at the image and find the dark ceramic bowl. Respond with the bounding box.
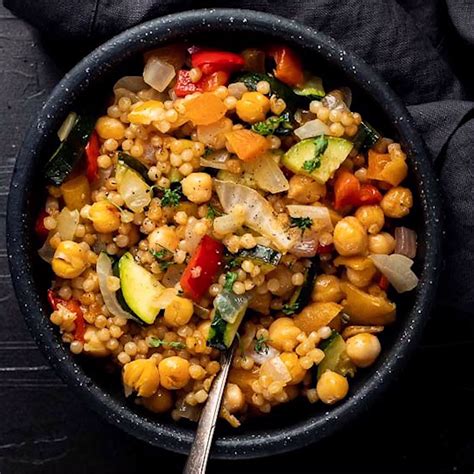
[7,9,442,459]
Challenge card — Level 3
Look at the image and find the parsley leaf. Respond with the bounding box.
[160,185,182,207]
[149,248,173,271]
[290,216,313,230]
[254,336,269,354]
[251,112,293,136]
[302,135,329,173]
[148,337,185,349]
[223,271,238,291]
[206,203,222,220]
[282,302,300,315]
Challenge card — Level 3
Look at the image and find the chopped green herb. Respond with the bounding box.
[251,112,293,136]
[282,302,300,315]
[148,337,185,349]
[206,203,222,220]
[223,271,238,291]
[149,248,173,271]
[290,216,313,230]
[203,147,214,158]
[225,256,240,270]
[160,185,182,207]
[254,335,269,354]
[302,135,328,172]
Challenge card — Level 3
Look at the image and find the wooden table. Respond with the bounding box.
[1,4,473,472]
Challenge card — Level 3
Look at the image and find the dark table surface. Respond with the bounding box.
[1,4,473,473]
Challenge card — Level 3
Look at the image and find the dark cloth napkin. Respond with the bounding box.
[5,0,474,316]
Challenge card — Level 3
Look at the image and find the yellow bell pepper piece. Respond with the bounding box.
[60,175,91,210]
[340,282,396,325]
[127,100,164,125]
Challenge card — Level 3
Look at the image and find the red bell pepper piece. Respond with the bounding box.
[35,208,49,241]
[334,170,361,210]
[267,45,304,87]
[357,184,383,206]
[85,131,100,182]
[199,70,230,92]
[174,69,201,97]
[180,235,225,301]
[47,290,86,342]
[191,50,245,75]
[317,243,334,254]
[378,274,390,291]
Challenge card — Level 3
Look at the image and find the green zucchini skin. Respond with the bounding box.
[234,245,282,273]
[44,115,95,185]
[317,331,356,379]
[207,309,229,351]
[117,152,152,183]
[287,258,318,312]
[353,121,381,151]
[294,75,325,100]
[235,72,300,110]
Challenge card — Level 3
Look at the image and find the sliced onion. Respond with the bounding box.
[369,254,419,293]
[155,287,178,309]
[213,213,243,234]
[286,205,333,232]
[246,345,280,365]
[162,264,186,288]
[244,153,289,194]
[395,227,417,258]
[322,89,350,112]
[57,112,77,142]
[174,398,201,422]
[197,118,232,149]
[290,233,319,258]
[214,180,294,252]
[294,119,330,140]
[193,303,211,319]
[56,208,79,241]
[200,150,231,170]
[184,220,204,254]
[38,238,55,264]
[114,76,148,93]
[116,163,151,213]
[260,356,291,384]
[143,57,175,93]
[96,252,135,320]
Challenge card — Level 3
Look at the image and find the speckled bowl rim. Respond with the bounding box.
[7,8,442,459]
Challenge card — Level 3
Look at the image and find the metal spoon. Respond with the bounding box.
[183,342,236,474]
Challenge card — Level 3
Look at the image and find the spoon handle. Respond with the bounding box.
[183,343,236,474]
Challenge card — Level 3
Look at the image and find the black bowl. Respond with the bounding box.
[7,9,442,459]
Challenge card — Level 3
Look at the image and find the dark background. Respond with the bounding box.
[1,3,473,473]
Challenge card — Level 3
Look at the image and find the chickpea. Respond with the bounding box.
[141,387,173,413]
[280,352,306,385]
[312,274,344,303]
[223,383,245,413]
[96,116,126,140]
[355,205,385,235]
[164,296,194,327]
[268,318,302,352]
[316,370,349,405]
[52,241,87,279]
[380,187,413,218]
[235,91,270,123]
[333,216,368,256]
[346,265,377,288]
[368,232,396,254]
[89,200,121,233]
[148,225,179,252]
[123,359,160,397]
[159,356,190,390]
[287,175,326,204]
[181,173,213,204]
[346,333,381,368]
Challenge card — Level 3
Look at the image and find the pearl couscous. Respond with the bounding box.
[37,43,419,427]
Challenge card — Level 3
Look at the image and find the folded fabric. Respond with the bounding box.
[4,0,474,314]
